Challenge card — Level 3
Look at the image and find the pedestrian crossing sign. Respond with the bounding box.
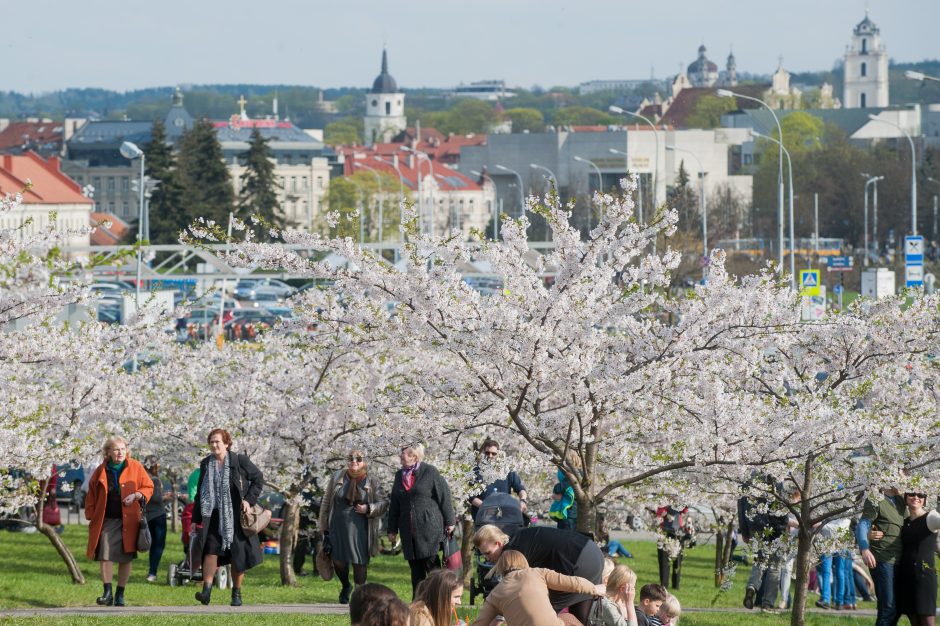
[799,269,821,296]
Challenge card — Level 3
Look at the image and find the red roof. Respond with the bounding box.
[89,212,131,245]
[339,147,483,192]
[660,84,768,129]
[0,120,64,153]
[0,152,92,205]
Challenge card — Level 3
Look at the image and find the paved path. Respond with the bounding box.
[0,603,878,618]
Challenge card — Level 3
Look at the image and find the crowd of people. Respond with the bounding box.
[78,433,940,626]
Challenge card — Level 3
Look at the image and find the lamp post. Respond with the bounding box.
[573,156,603,231]
[374,156,406,242]
[905,70,940,84]
[495,164,525,219]
[609,148,641,224]
[403,146,434,235]
[529,163,558,193]
[471,169,499,240]
[868,114,917,235]
[717,89,785,274]
[665,145,708,263]
[355,163,384,243]
[929,177,939,243]
[608,105,659,213]
[861,174,884,266]
[750,130,796,289]
[119,141,145,308]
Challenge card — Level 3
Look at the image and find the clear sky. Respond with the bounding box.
[5,0,938,93]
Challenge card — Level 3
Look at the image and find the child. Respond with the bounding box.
[649,593,681,626]
[598,564,639,626]
[635,584,668,626]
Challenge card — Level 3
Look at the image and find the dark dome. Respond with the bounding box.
[371,49,398,94]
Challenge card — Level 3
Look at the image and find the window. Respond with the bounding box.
[107,177,115,193]
[317,176,324,189]
[861,62,867,77]
[93,177,101,193]
[385,102,391,115]
[122,177,129,193]
[302,176,308,190]
[861,38,867,54]
[291,177,297,192]
[860,93,867,108]
[372,99,378,107]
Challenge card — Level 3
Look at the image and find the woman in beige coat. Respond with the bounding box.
[318,449,389,604]
[471,550,605,626]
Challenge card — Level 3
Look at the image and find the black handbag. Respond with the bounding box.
[137,505,152,552]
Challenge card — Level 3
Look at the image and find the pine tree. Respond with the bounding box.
[237,128,284,235]
[144,120,187,244]
[176,119,234,228]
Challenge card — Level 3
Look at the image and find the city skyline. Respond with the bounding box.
[4,0,938,93]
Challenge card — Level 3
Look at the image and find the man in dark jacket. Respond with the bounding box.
[738,479,790,612]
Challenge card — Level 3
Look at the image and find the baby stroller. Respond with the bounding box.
[468,492,524,605]
[167,501,230,588]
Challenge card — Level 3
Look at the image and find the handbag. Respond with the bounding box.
[42,499,61,527]
[587,597,606,626]
[241,503,272,536]
[441,532,462,572]
[316,537,334,581]
[137,506,152,552]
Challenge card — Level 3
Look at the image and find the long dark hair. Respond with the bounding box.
[360,596,410,626]
[413,569,461,626]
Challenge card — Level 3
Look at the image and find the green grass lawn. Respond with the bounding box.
[0,525,876,625]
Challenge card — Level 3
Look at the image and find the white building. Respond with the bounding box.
[364,50,407,145]
[449,81,515,101]
[843,10,889,109]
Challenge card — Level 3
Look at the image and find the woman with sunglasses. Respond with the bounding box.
[894,491,940,626]
[319,449,389,604]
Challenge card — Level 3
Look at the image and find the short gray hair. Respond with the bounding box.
[403,442,425,462]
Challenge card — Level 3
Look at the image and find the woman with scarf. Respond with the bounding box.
[85,436,154,607]
[318,449,389,604]
[192,428,264,607]
[388,442,456,596]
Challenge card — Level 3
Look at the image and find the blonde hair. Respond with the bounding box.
[488,549,529,579]
[403,442,425,462]
[660,594,682,619]
[602,558,616,583]
[606,564,637,596]
[473,524,510,548]
[101,436,129,461]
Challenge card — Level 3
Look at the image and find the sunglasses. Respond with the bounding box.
[348,455,364,462]
[905,492,927,500]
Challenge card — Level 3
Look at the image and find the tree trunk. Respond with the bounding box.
[791,457,815,626]
[170,484,178,534]
[576,495,598,538]
[460,515,474,588]
[714,525,724,587]
[278,501,300,587]
[35,490,85,584]
[720,518,735,585]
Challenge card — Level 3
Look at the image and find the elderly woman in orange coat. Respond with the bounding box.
[85,436,153,607]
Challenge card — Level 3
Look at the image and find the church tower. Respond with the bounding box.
[363,49,406,145]
[843,10,889,109]
[724,49,738,87]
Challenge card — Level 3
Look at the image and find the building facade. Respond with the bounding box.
[843,11,889,109]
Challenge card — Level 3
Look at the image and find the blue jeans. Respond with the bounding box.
[147,513,167,577]
[816,554,832,604]
[870,561,898,626]
[833,552,855,606]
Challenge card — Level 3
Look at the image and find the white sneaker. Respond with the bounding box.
[146,574,157,583]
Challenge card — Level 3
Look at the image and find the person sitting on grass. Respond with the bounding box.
[598,563,639,626]
[411,568,464,626]
[649,593,681,626]
[350,583,400,626]
[634,583,668,626]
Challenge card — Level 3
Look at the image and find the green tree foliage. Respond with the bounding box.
[324,118,364,146]
[237,129,284,235]
[144,119,187,244]
[551,106,615,127]
[418,100,498,135]
[503,108,545,133]
[685,95,738,129]
[176,119,234,227]
[669,161,701,234]
[323,171,410,242]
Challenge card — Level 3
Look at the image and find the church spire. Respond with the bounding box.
[381,48,388,74]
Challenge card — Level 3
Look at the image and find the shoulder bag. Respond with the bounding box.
[235,453,272,536]
[137,504,152,552]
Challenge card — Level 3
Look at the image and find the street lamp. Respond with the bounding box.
[471,169,499,240]
[119,140,145,308]
[495,164,525,219]
[402,146,434,235]
[717,89,786,274]
[608,105,660,214]
[573,156,603,231]
[868,114,918,235]
[609,148,642,224]
[355,163,384,243]
[861,173,884,266]
[906,70,940,84]
[665,145,708,266]
[750,130,795,289]
[529,163,558,193]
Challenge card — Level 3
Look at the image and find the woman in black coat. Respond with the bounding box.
[192,428,264,607]
[387,443,456,596]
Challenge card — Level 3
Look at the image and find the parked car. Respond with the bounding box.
[234,278,296,300]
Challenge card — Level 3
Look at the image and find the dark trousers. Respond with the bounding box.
[555,518,576,530]
[147,514,167,577]
[657,547,683,589]
[408,556,440,598]
[870,562,898,626]
[293,534,311,574]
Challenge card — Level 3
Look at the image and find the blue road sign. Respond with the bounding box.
[905,236,925,264]
[826,256,854,272]
[834,284,843,295]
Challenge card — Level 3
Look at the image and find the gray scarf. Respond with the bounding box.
[200,453,234,551]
